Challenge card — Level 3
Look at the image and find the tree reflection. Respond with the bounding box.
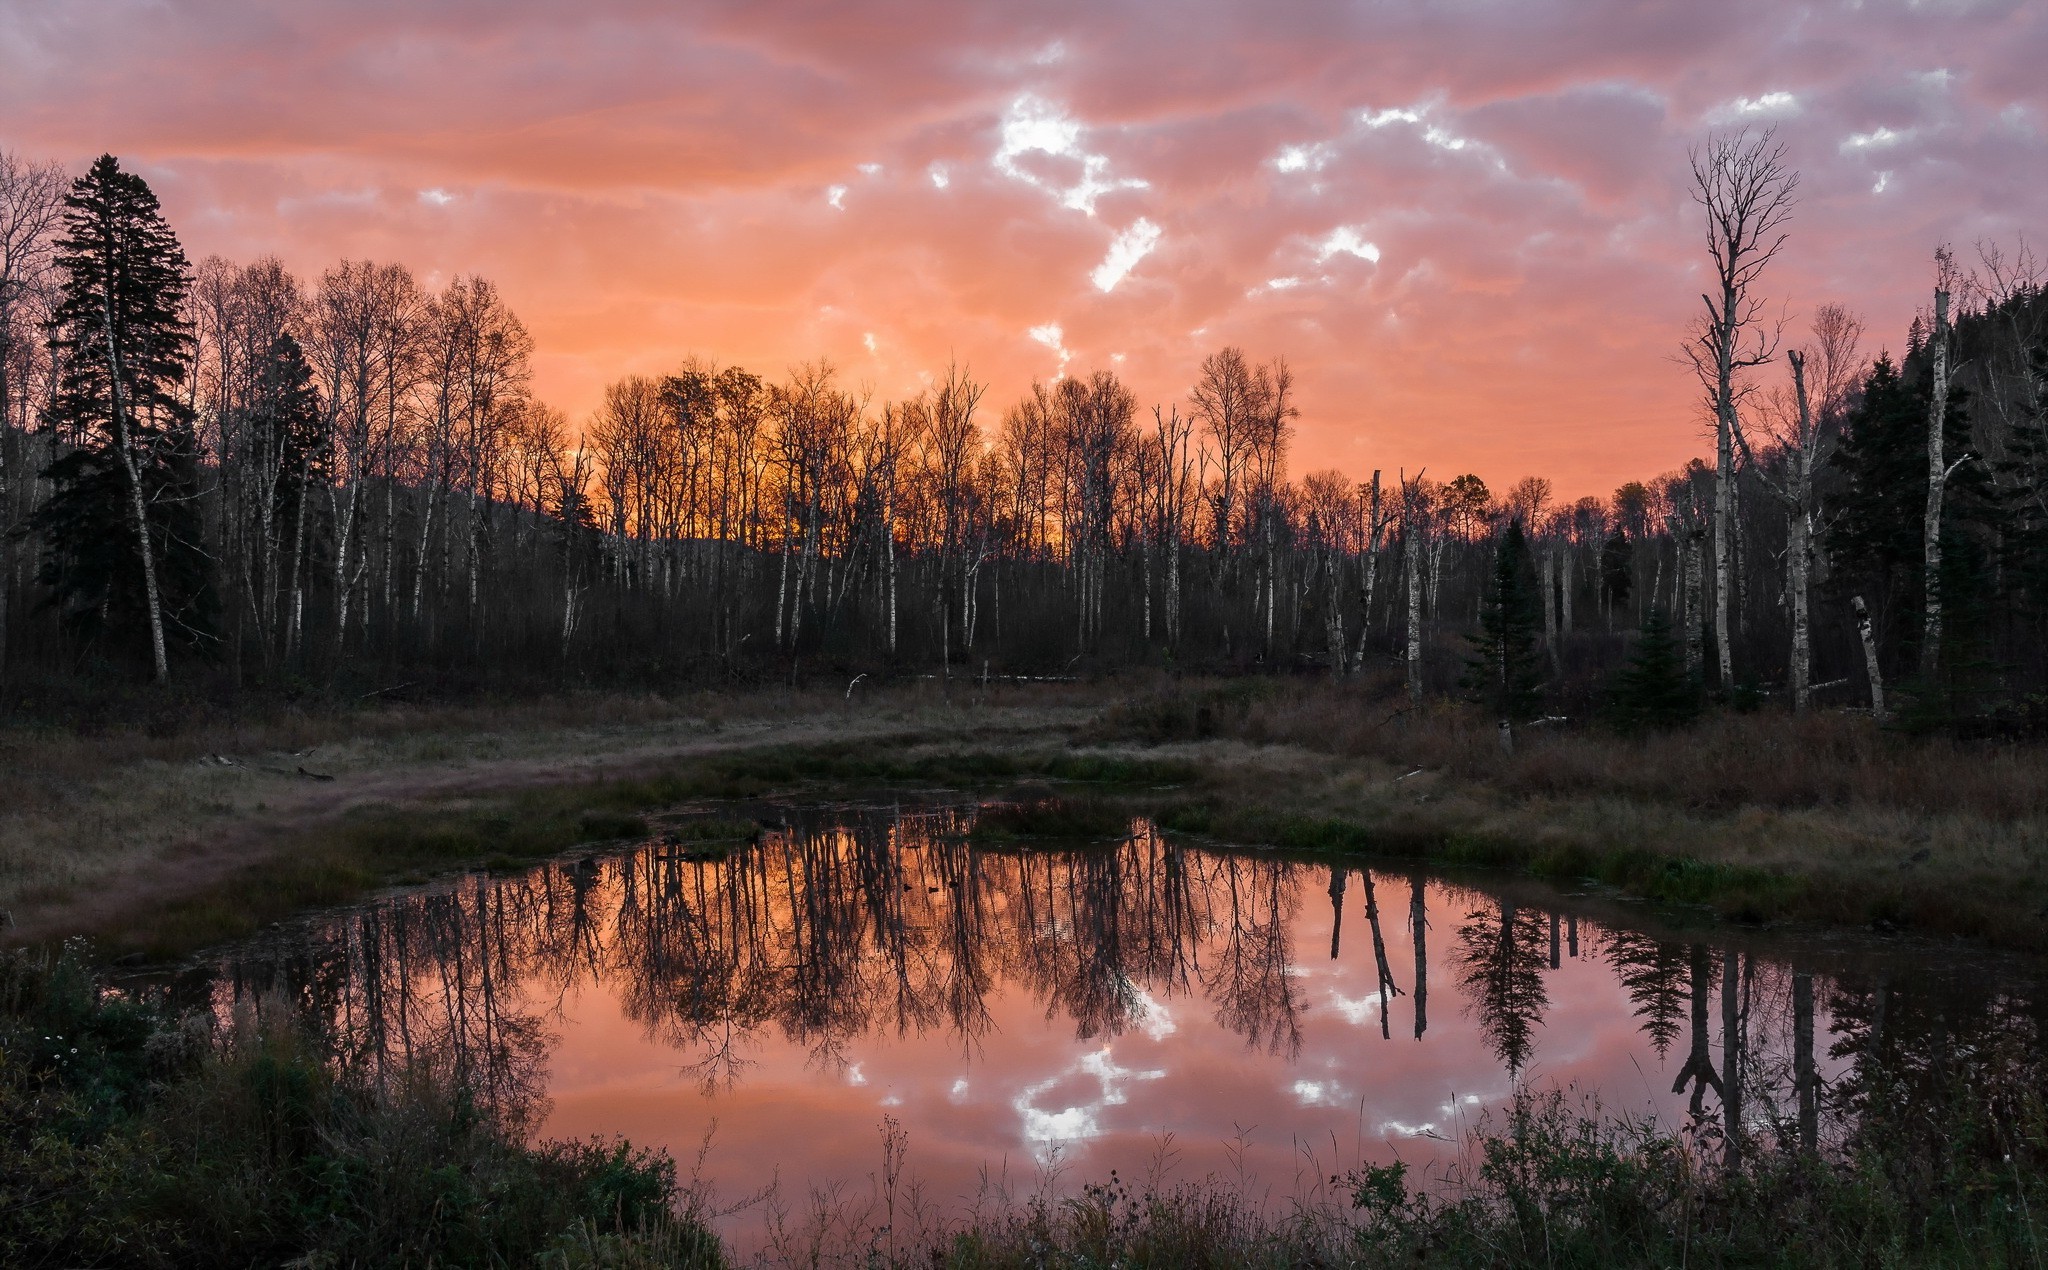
[1453,900,1550,1073]
[200,803,2048,1165]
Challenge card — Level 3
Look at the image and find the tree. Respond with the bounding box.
[1464,519,1542,725]
[34,155,213,681]
[1607,607,1699,731]
[1688,128,1798,691]
[1599,528,1633,631]
[0,148,67,680]
[1830,353,1993,698]
[1733,303,1865,711]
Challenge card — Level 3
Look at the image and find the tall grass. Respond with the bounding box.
[719,1083,2048,1268]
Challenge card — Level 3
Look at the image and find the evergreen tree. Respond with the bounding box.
[1599,529,1632,613]
[1828,353,1993,686]
[1607,606,1700,730]
[1464,519,1542,721]
[33,155,213,680]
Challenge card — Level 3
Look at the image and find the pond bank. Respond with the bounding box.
[4,682,2045,961]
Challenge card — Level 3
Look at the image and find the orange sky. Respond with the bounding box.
[4,0,2045,497]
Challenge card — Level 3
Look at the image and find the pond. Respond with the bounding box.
[191,799,2048,1248]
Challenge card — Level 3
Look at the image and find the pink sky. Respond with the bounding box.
[4,0,2044,496]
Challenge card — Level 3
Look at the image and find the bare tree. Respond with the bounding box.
[1734,303,1864,710]
[0,149,65,678]
[1922,246,1966,678]
[1688,127,1798,689]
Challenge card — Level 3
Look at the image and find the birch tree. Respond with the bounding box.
[1733,303,1863,710]
[1688,128,1797,689]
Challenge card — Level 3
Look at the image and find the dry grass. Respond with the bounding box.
[6,673,2047,960]
[1094,678,2048,947]
[0,681,1095,951]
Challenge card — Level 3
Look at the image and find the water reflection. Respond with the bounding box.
[202,801,2048,1230]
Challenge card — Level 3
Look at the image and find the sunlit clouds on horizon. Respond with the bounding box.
[2,0,2044,495]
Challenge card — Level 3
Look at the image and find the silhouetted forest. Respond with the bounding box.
[5,147,2046,728]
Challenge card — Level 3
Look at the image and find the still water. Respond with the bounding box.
[200,800,2047,1242]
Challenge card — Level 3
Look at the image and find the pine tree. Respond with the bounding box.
[1829,352,1996,713]
[1608,606,1700,730]
[1600,529,1632,615]
[1464,519,1542,722]
[33,155,213,681]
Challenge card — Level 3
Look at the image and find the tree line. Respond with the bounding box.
[3,144,2046,728]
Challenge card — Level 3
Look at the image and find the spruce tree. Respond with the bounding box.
[1600,529,1632,614]
[1608,606,1700,730]
[33,155,213,681]
[1829,353,1993,682]
[1464,519,1542,722]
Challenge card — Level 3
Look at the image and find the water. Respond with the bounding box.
[197,799,2048,1244]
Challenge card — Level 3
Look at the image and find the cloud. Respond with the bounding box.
[6,0,2044,495]
[1092,217,1161,291]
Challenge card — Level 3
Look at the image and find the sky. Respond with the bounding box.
[3,0,2045,497]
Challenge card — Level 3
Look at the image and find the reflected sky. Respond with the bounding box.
[203,801,2048,1246]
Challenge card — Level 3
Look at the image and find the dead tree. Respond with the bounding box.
[1688,127,1798,689]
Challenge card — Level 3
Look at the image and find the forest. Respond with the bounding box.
[3,137,2047,733]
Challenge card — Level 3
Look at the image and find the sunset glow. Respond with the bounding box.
[5,1,2046,493]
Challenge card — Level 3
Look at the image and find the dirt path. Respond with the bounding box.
[3,700,1087,947]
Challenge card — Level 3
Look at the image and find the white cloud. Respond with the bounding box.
[857,162,882,176]
[1133,989,1176,1041]
[1712,91,1801,122]
[1874,170,1893,194]
[1292,1079,1349,1107]
[1028,321,1072,372]
[1316,226,1380,264]
[1843,126,1909,151]
[1362,106,1424,128]
[1360,102,1479,154]
[1266,275,1303,290]
[863,331,878,354]
[826,184,847,209]
[995,93,1149,216]
[1092,218,1161,291]
[929,163,950,189]
[418,188,455,206]
[1328,990,1387,1026]
[1274,142,1336,173]
[1013,1048,1165,1160]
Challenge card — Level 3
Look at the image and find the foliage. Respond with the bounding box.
[31,155,216,667]
[0,944,723,1268]
[1607,606,1701,730]
[1462,519,1543,722]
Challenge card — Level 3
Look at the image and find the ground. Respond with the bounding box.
[3,677,2045,959]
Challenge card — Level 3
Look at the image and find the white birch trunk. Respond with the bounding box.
[1404,526,1422,705]
[100,311,169,684]
[1922,287,1951,678]
[1853,594,1886,722]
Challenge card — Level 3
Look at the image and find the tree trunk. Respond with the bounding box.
[1714,423,1734,688]
[1853,594,1886,721]
[1409,876,1427,1041]
[1789,509,1811,711]
[1922,286,1951,679]
[1349,471,1382,675]
[1404,527,1422,704]
[1793,971,1817,1154]
[1541,543,1559,675]
[100,312,169,684]
[1683,530,1705,675]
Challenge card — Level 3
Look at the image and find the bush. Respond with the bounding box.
[0,945,724,1268]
